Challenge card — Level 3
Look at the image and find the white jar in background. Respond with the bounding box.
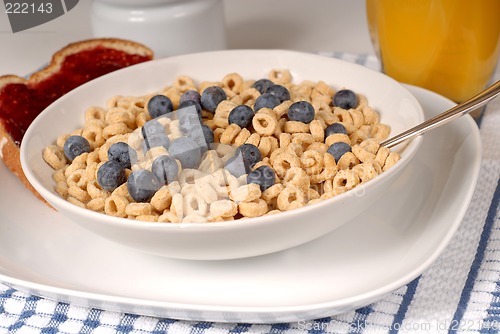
[90,0,227,58]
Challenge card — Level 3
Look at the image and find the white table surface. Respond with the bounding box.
[0,0,374,76]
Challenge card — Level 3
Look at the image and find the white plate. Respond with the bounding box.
[0,85,481,323]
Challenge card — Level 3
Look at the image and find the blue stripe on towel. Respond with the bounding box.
[348,305,374,334]
[389,276,421,334]
[449,177,500,334]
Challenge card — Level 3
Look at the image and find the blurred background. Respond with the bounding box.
[0,0,373,75]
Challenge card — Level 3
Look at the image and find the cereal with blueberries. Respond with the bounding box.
[42,69,400,223]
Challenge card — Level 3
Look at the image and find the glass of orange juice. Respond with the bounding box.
[366,0,500,103]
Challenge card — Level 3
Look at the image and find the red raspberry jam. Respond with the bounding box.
[0,47,151,145]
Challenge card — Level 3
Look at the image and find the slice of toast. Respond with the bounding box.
[0,38,153,203]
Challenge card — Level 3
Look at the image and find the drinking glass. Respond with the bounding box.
[366,0,500,103]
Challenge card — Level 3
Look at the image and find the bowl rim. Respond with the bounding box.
[20,49,424,231]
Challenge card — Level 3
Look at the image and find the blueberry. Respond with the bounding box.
[247,165,276,191]
[200,124,214,145]
[254,93,281,111]
[252,78,274,94]
[127,169,160,203]
[185,124,213,155]
[168,137,202,169]
[228,105,254,128]
[142,120,169,151]
[63,135,91,161]
[108,142,136,169]
[333,89,358,109]
[237,143,261,170]
[152,155,179,184]
[97,160,126,192]
[266,84,290,102]
[325,122,347,138]
[201,86,226,113]
[180,89,201,105]
[178,100,202,119]
[327,142,352,163]
[147,94,173,118]
[288,101,315,123]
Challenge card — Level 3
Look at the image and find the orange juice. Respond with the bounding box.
[366,0,500,102]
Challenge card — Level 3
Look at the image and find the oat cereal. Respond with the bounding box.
[43,70,400,223]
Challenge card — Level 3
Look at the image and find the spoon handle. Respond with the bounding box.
[381,80,500,148]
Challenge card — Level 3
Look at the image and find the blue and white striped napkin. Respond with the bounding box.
[2,53,500,334]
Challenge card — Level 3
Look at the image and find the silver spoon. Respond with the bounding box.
[381,80,500,148]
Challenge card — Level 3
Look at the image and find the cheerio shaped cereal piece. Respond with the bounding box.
[278,133,291,149]
[274,100,292,119]
[272,152,300,178]
[43,145,67,169]
[262,183,285,204]
[126,203,154,217]
[383,152,401,171]
[220,124,243,145]
[253,108,278,136]
[375,146,391,167]
[105,107,135,128]
[245,133,261,147]
[284,121,310,134]
[325,133,351,147]
[213,100,237,128]
[309,119,325,142]
[291,133,314,153]
[362,106,380,125]
[359,138,380,155]
[158,211,181,223]
[198,150,224,174]
[238,87,260,106]
[173,75,196,93]
[87,198,105,212]
[371,123,391,142]
[234,128,252,147]
[283,167,310,194]
[268,69,292,85]
[300,150,324,176]
[222,72,244,94]
[87,179,109,200]
[104,194,129,218]
[337,152,360,170]
[238,198,268,218]
[55,181,68,198]
[352,144,376,163]
[183,192,208,217]
[85,106,106,126]
[332,169,360,190]
[353,160,382,183]
[209,199,238,218]
[230,183,261,203]
[350,126,371,145]
[277,185,306,211]
[258,136,275,158]
[192,179,219,204]
[170,193,184,220]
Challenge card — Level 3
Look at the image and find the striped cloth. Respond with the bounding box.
[1,53,500,334]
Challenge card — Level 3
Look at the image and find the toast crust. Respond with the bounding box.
[0,38,153,205]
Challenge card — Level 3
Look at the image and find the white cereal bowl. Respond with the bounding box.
[20,50,424,260]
